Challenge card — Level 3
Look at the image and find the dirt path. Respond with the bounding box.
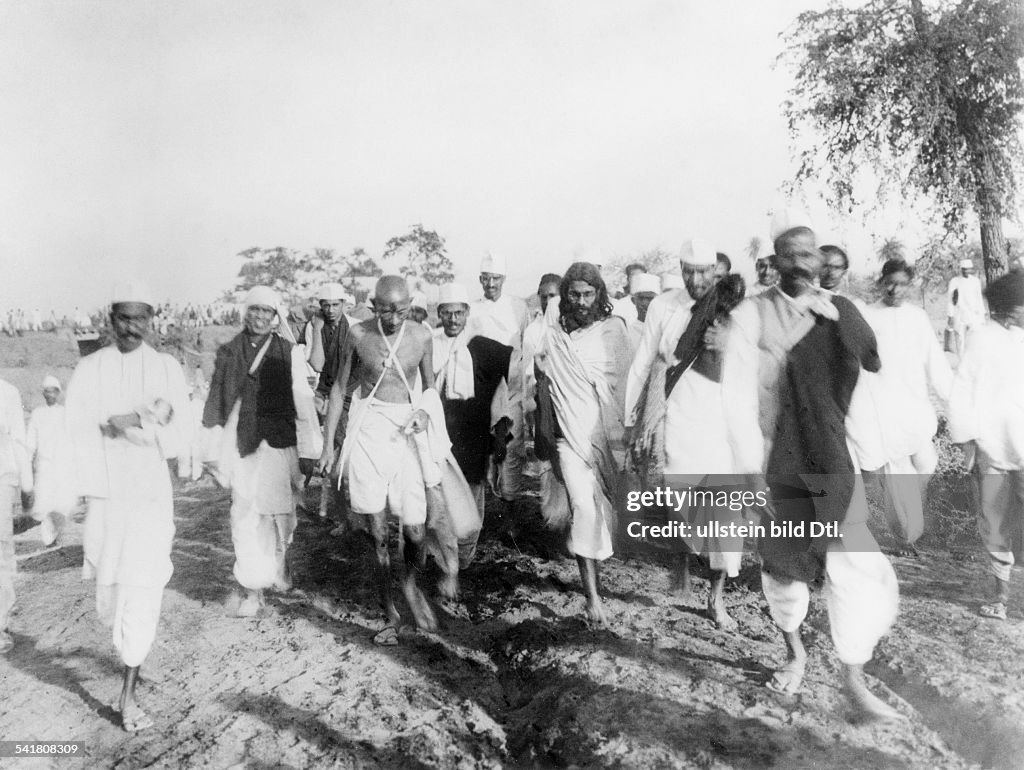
[3,480,1023,769]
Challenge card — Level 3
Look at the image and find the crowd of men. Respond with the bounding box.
[0,302,239,337]
[1,215,1023,734]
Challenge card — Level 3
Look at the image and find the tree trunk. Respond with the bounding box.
[977,200,1007,285]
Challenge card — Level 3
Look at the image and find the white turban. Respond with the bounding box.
[42,375,61,391]
[959,258,975,269]
[679,238,716,266]
[480,253,507,276]
[631,273,661,295]
[111,279,156,309]
[244,286,280,312]
[410,292,428,310]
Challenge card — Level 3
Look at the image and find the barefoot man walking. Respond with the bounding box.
[65,282,192,732]
[318,276,440,633]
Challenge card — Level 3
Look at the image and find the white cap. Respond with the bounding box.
[959,258,975,269]
[679,238,716,266]
[410,291,428,310]
[480,253,507,276]
[42,375,61,391]
[770,206,814,241]
[437,283,471,306]
[632,273,661,295]
[661,272,685,291]
[318,282,347,301]
[111,280,156,309]
[244,286,280,312]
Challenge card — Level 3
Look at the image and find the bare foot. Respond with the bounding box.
[670,564,693,602]
[708,597,737,631]
[234,590,263,618]
[121,703,154,732]
[402,583,438,632]
[844,665,905,722]
[437,574,459,601]
[585,598,608,626]
[766,658,805,694]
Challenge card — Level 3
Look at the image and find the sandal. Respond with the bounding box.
[980,602,1008,620]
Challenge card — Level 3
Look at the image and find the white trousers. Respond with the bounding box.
[96,583,164,667]
[761,547,898,666]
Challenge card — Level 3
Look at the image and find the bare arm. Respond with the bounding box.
[308,314,326,372]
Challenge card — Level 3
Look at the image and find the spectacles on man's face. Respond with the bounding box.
[438,309,467,320]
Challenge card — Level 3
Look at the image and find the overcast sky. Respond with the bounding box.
[1,0,944,311]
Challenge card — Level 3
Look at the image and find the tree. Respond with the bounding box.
[382,224,455,285]
[783,0,1024,283]
[232,247,300,299]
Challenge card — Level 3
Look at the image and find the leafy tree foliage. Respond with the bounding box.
[784,0,1024,282]
[382,224,455,285]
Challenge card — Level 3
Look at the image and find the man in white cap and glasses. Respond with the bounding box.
[27,375,77,546]
[472,253,530,502]
[625,238,748,627]
[433,283,513,517]
[946,257,986,357]
[203,286,322,618]
[65,280,192,731]
[721,218,903,721]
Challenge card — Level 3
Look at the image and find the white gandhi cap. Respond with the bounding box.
[480,253,507,276]
[437,283,471,306]
[111,280,156,309]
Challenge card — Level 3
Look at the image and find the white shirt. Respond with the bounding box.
[948,321,1024,470]
[623,288,694,427]
[947,274,986,328]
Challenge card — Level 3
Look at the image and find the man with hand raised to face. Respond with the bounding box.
[65,281,192,733]
[318,276,441,635]
[722,215,903,722]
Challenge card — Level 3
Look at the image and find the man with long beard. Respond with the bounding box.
[539,263,631,624]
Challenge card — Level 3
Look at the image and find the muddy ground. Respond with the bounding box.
[1,331,1023,769]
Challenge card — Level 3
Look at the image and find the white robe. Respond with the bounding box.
[27,403,77,517]
[851,302,952,470]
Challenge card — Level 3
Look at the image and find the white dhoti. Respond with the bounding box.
[96,583,164,667]
[557,440,614,561]
[83,488,175,668]
[343,399,426,525]
[761,541,898,665]
[664,371,743,576]
[230,440,301,591]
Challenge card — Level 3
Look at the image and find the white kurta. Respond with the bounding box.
[946,274,986,335]
[66,345,192,589]
[27,403,77,518]
[66,345,191,667]
[470,294,530,498]
[852,302,952,470]
[948,321,1024,470]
